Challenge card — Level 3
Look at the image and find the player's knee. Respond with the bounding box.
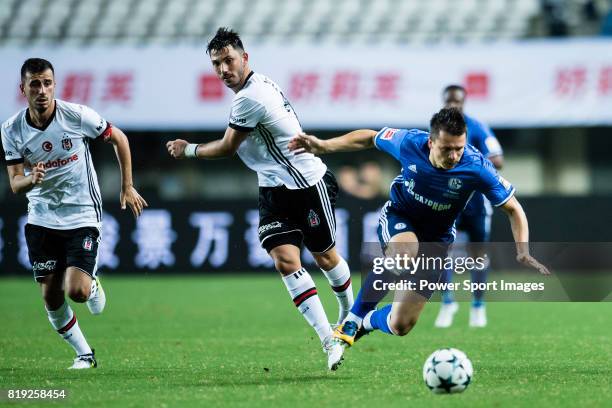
[275,260,301,275]
[66,284,89,303]
[313,251,340,271]
[271,252,301,275]
[386,245,418,263]
[390,316,418,336]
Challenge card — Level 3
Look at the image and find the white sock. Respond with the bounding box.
[363,310,375,331]
[345,312,363,327]
[282,268,333,342]
[47,302,92,356]
[321,257,354,324]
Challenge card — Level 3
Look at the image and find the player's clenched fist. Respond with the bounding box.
[31,162,46,185]
[166,139,188,159]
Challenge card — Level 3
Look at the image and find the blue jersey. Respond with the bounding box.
[374,127,514,239]
[463,114,503,216]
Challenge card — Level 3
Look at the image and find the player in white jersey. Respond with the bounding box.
[1,58,147,369]
[166,28,352,370]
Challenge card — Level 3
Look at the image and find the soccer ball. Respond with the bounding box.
[423,348,473,394]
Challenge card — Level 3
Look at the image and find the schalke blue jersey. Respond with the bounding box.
[463,114,503,216]
[374,127,514,238]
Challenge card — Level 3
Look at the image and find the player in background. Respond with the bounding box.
[434,85,505,328]
[166,28,352,370]
[1,58,148,369]
[288,108,548,354]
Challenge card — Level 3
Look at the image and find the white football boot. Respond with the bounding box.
[434,302,459,328]
[323,335,344,371]
[469,305,487,328]
[68,350,97,369]
[86,278,106,315]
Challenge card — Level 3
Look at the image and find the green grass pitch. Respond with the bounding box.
[1,275,610,407]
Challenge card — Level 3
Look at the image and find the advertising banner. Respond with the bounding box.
[1,39,611,129]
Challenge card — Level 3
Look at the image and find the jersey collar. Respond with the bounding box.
[25,100,57,131]
[238,70,255,90]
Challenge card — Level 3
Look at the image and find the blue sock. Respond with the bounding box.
[369,304,394,334]
[441,268,455,304]
[471,267,488,307]
[350,269,394,318]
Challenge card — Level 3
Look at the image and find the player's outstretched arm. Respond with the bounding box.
[108,126,148,218]
[166,127,249,160]
[500,196,550,275]
[288,129,377,155]
[6,162,45,194]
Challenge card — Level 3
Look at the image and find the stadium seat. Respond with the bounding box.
[0,0,609,45]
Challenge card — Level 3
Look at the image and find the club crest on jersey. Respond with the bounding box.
[308,209,320,227]
[381,128,399,140]
[42,141,53,152]
[62,137,73,151]
[83,236,94,251]
[448,178,463,190]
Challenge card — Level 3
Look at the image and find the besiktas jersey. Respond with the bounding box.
[228,72,326,189]
[463,113,504,216]
[374,127,514,238]
[1,99,112,229]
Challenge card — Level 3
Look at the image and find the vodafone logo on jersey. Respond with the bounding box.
[43,154,79,169]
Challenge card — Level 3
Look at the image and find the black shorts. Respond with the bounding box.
[258,170,338,253]
[25,224,100,281]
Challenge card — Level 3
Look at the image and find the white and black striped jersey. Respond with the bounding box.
[229,72,326,189]
[1,99,111,230]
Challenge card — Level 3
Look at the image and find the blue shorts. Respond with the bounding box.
[455,211,491,242]
[376,201,451,299]
[377,201,455,249]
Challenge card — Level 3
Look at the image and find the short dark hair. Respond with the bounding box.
[442,84,466,96]
[21,58,54,82]
[206,27,245,55]
[430,107,466,139]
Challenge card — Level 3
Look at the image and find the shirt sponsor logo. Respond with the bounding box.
[404,178,452,211]
[42,141,53,152]
[43,154,79,169]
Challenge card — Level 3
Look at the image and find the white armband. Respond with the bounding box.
[184,143,198,158]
